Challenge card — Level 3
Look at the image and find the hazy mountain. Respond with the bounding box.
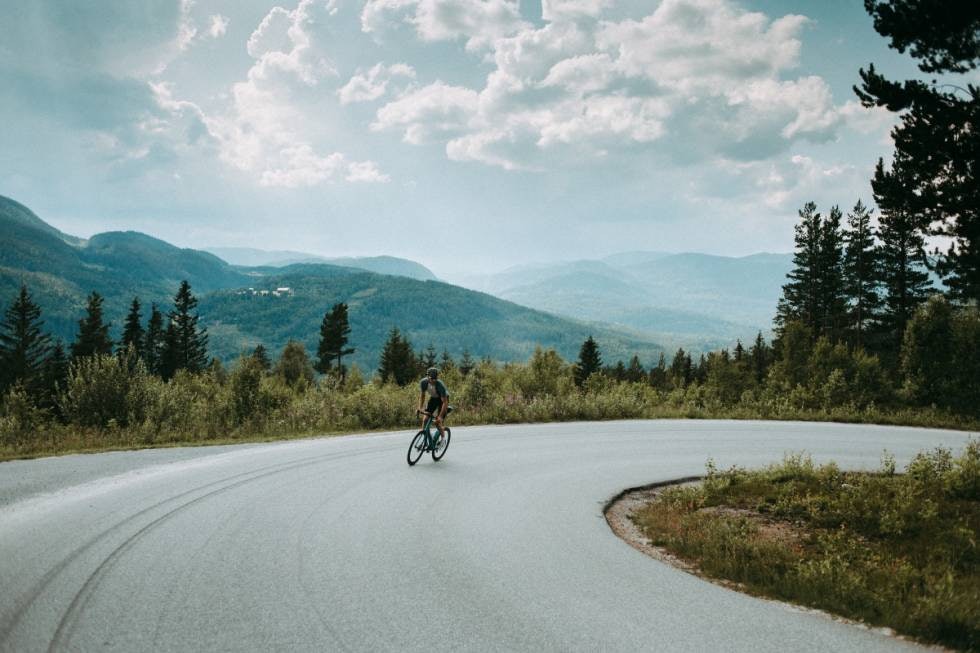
[452,250,793,344]
[0,196,666,368]
[206,247,437,281]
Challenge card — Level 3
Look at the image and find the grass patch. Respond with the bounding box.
[631,444,980,651]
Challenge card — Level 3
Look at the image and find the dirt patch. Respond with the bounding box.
[604,477,703,575]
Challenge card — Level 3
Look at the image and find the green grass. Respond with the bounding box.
[632,446,980,651]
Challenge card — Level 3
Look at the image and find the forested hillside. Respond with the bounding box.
[201,267,666,371]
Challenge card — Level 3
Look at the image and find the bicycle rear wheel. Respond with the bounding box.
[431,427,451,461]
[407,430,426,466]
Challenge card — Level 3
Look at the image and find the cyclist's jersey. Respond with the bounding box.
[420,378,449,400]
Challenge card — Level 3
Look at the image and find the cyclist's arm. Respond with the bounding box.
[418,391,426,414]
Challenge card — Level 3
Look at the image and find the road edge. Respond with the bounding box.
[602,479,948,652]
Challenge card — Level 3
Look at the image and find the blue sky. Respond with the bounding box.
[0,0,956,277]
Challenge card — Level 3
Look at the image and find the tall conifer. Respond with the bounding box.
[873,157,932,349]
[120,297,145,359]
[378,327,415,385]
[818,205,847,340]
[166,281,209,374]
[316,302,354,376]
[71,292,112,359]
[776,202,823,336]
[843,200,881,347]
[573,335,602,387]
[0,285,52,396]
[144,304,165,375]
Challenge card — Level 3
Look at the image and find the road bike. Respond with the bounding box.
[407,408,452,465]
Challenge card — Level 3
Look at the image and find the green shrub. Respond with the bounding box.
[60,353,151,428]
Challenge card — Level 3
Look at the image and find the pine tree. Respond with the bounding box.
[159,321,179,381]
[422,344,438,369]
[873,157,932,350]
[733,340,745,362]
[856,1,980,305]
[818,205,847,340]
[144,304,165,376]
[252,344,271,371]
[378,327,415,385]
[748,331,771,384]
[459,349,475,377]
[694,353,708,384]
[573,335,602,387]
[316,302,354,376]
[39,340,69,414]
[120,297,145,359]
[625,355,645,383]
[648,352,667,389]
[610,360,627,381]
[440,349,455,373]
[167,281,209,374]
[669,347,691,388]
[71,291,112,359]
[0,285,52,397]
[843,200,882,347]
[776,202,823,335]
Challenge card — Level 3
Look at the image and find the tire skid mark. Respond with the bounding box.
[45,445,389,652]
[0,440,392,650]
[293,461,393,653]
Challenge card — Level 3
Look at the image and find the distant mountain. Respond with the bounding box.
[0,195,666,368]
[452,251,794,345]
[206,247,437,281]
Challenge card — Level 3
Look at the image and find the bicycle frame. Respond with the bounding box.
[419,412,441,449]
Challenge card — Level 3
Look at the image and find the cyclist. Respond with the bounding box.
[417,366,449,446]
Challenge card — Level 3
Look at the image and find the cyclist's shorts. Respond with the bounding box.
[426,396,442,415]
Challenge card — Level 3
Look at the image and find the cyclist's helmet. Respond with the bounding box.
[427,367,439,379]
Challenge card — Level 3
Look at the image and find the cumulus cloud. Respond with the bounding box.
[361,0,528,51]
[151,0,387,187]
[371,0,846,171]
[338,63,416,104]
[372,81,479,143]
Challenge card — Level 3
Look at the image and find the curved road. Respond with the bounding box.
[1,420,974,652]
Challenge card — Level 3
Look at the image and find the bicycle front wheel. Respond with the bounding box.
[432,427,451,461]
[407,430,426,466]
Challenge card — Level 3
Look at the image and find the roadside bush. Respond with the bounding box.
[230,355,264,424]
[0,384,47,446]
[60,353,151,428]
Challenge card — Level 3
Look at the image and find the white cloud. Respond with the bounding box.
[368,0,844,169]
[260,146,389,187]
[209,14,229,38]
[151,0,386,187]
[338,63,416,104]
[177,0,198,52]
[361,0,528,50]
[541,0,612,22]
[371,0,842,171]
[373,81,480,143]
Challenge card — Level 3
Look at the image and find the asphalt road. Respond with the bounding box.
[1,420,975,652]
